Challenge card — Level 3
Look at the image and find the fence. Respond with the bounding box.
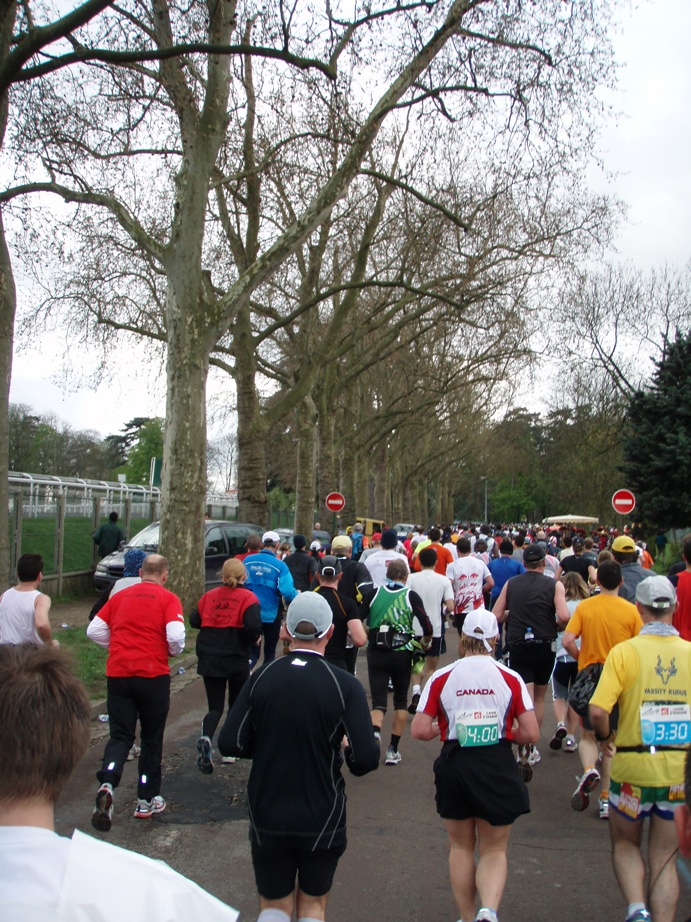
[7,471,294,596]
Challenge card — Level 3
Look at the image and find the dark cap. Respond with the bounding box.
[318,555,342,577]
[572,537,584,550]
[381,529,398,550]
[523,543,546,564]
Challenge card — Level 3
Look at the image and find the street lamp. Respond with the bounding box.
[480,476,488,524]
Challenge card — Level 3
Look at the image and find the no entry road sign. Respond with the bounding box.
[325,492,346,513]
[612,489,636,515]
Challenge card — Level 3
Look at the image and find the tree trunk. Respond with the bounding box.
[235,308,268,525]
[159,283,209,609]
[0,212,15,583]
[294,396,317,536]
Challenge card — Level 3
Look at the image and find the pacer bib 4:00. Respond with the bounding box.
[639,702,691,746]
[455,708,499,747]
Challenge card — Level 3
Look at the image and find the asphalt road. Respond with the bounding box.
[55,651,691,922]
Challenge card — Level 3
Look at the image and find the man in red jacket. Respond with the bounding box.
[87,554,185,829]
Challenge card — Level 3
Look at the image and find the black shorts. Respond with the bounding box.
[415,636,442,657]
[251,840,347,900]
[367,646,412,712]
[434,739,530,826]
[508,644,556,687]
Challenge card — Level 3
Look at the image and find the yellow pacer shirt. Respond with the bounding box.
[590,634,691,788]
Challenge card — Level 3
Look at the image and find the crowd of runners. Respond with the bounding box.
[1,520,690,922]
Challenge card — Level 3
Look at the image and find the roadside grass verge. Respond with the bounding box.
[59,623,198,702]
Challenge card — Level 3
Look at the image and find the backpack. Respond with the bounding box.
[351,531,364,560]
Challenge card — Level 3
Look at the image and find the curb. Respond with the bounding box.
[90,652,199,721]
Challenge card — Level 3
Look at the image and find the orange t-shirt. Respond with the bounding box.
[412,542,454,576]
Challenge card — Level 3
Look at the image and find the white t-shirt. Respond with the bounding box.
[446,556,491,613]
[364,549,409,589]
[407,569,454,637]
[0,588,42,645]
[0,827,238,922]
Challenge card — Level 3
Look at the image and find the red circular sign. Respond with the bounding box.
[612,489,636,515]
[325,492,346,512]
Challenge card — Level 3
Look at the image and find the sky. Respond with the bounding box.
[7,0,691,440]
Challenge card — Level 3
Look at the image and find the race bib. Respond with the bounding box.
[455,708,499,747]
[640,703,691,746]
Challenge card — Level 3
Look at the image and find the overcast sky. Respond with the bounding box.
[8,0,691,440]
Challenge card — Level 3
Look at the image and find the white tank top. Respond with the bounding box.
[0,587,42,644]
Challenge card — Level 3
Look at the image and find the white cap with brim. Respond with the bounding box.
[262,531,280,544]
[286,592,333,640]
[461,608,499,652]
[636,575,677,610]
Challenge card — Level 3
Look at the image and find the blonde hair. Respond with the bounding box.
[222,557,247,587]
[460,634,496,657]
[560,572,589,602]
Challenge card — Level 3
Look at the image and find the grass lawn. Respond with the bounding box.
[59,623,198,702]
[18,517,152,574]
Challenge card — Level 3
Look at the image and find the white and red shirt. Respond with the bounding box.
[446,556,491,613]
[419,654,533,742]
[87,580,185,678]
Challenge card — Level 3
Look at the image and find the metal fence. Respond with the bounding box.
[6,471,293,595]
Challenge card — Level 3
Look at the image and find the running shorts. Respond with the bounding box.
[551,660,578,700]
[367,646,412,712]
[251,840,347,899]
[508,645,555,686]
[609,779,685,822]
[434,739,530,826]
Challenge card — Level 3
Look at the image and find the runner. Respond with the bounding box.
[589,576,691,922]
[411,609,538,922]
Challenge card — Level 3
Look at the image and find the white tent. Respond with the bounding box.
[542,514,600,525]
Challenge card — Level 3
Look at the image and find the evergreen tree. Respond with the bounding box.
[621,330,691,528]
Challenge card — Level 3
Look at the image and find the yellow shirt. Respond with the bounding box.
[590,634,691,787]
[566,594,642,670]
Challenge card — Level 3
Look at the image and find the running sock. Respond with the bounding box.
[412,683,421,696]
[390,733,401,752]
[373,726,381,741]
[626,903,647,921]
[257,911,291,922]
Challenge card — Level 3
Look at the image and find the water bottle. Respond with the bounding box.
[524,626,535,642]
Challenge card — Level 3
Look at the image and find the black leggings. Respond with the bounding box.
[201,672,248,740]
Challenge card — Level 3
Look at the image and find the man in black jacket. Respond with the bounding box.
[218,592,379,922]
[284,534,319,591]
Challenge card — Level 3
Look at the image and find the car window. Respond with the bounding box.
[224,525,256,557]
[129,522,160,550]
[205,526,227,555]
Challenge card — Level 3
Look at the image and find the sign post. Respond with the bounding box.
[612,489,636,516]
[325,492,346,540]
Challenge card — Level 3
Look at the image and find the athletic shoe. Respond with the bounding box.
[625,911,651,922]
[570,768,600,812]
[91,782,114,832]
[196,735,213,774]
[385,746,402,765]
[564,735,578,753]
[599,796,610,820]
[134,795,166,818]
[528,745,541,766]
[408,693,421,715]
[221,755,237,764]
[474,908,499,922]
[516,745,533,783]
[549,723,567,750]
[126,743,141,762]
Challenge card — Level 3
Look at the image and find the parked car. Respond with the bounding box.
[93,520,264,591]
[393,523,416,539]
